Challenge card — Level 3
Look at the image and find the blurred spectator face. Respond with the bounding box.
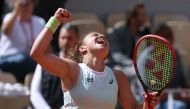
[130,17,138,35]
[126,14,138,36]
[137,6,148,26]
[22,0,34,13]
[14,0,34,18]
[132,4,148,26]
[21,0,34,16]
[58,28,79,51]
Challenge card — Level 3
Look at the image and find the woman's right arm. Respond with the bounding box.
[30,8,79,78]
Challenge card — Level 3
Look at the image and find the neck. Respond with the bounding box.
[83,54,105,72]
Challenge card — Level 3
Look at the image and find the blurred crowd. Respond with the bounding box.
[0,0,190,109]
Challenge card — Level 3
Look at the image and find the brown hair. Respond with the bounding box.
[125,3,145,27]
[126,12,137,27]
[131,3,145,17]
[154,23,174,43]
[67,33,87,63]
[154,23,174,39]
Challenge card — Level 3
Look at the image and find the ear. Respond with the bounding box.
[79,45,87,55]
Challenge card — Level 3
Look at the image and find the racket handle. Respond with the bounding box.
[147,95,153,109]
[148,105,153,109]
[144,93,154,109]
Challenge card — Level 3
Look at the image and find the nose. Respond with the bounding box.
[98,34,105,38]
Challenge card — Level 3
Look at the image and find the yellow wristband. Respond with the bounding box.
[45,17,61,33]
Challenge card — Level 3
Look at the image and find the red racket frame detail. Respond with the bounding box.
[133,34,176,109]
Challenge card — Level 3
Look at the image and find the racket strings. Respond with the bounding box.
[136,38,174,91]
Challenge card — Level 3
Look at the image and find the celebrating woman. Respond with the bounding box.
[30,8,160,109]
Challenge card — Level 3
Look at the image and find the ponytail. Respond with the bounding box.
[67,43,83,63]
[66,33,88,63]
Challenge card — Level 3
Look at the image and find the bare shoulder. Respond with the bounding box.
[112,69,130,85]
[112,69,137,109]
[112,69,123,75]
[112,69,128,80]
[60,58,80,90]
[60,58,80,77]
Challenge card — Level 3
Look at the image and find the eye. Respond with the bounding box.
[89,32,100,37]
[92,33,99,37]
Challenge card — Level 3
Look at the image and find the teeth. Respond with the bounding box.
[97,39,104,44]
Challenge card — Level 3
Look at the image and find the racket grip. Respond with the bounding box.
[148,104,153,109]
[147,95,153,109]
[144,93,154,109]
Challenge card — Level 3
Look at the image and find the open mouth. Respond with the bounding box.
[96,38,105,44]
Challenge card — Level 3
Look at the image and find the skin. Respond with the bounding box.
[1,0,34,36]
[30,8,160,109]
[30,27,79,109]
[58,28,79,54]
[137,7,148,26]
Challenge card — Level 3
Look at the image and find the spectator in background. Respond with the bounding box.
[133,3,151,36]
[30,24,79,109]
[154,23,188,109]
[108,3,151,69]
[108,4,151,109]
[34,0,68,52]
[0,0,45,83]
[109,13,137,64]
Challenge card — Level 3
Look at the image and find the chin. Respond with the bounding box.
[98,48,109,58]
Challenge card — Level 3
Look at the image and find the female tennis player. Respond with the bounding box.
[30,8,160,109]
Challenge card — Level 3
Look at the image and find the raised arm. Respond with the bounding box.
[30,8,79,78]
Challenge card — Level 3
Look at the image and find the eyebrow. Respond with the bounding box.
[93,33,99,36]
[90,32,100,37]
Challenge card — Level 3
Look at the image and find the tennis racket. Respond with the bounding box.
[133,34,176,109]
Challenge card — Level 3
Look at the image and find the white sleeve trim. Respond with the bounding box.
[30,64,51,109]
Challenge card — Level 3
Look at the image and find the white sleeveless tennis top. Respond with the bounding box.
[63,63,118,109]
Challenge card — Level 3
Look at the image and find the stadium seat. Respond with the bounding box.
[0,72,17,83]
[0,96,30,109]
[113,20,126,29]
[72,12,99,20]
[107,12,127,28]
[166,21,190,68]
[70,19,105,37]
[0,72,30,109]
[153,14,189,27]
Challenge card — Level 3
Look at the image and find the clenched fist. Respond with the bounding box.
[54,8,71,24]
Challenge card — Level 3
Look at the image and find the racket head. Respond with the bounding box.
[133,34,176,92]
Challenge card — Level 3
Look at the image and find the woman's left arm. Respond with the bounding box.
[114,69,141,109]
[114,69,160,109]
[114,70,161,109]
